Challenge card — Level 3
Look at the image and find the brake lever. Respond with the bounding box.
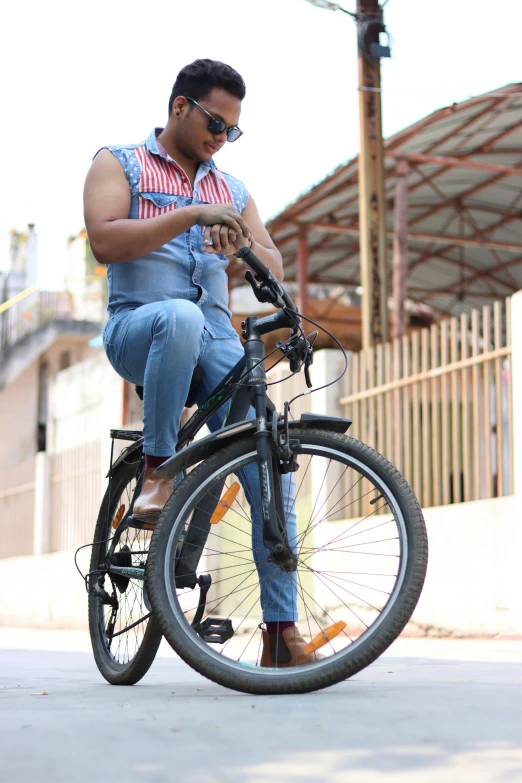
[304,339,314,388]
[245,269,260,290]
[245,270,279,306]
[304,357,313,388]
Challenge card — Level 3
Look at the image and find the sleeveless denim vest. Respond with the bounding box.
[103,128,249,338]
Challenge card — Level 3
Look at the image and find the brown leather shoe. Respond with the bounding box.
[132,468,174,527]
[260,627,325,668]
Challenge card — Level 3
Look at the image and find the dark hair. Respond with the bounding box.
[168,59,246,117]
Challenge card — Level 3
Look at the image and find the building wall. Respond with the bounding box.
[49,352,122,453]
[0,335,98,469]
[0,361,39,467]
[43,335,96,377]
[413,495,522,636]
[1,494,521,634]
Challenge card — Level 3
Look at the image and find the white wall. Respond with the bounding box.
[1,494,521,633]
[50,352,122,453]
[0,551,88,629]
[0,361,38,468]
[413,495,522,635]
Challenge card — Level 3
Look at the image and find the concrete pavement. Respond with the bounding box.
[1,629,522,783]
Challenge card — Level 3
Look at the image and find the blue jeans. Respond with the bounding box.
[103,300,297,621]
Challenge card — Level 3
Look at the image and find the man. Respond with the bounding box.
[84,59,317,667]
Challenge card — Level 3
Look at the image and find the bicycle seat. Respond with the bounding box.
[135,366,203,409]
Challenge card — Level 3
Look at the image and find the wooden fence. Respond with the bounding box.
[0,299,514,558]
[0,458,36,558]
[340,299,513,511]
[50,440,103,553]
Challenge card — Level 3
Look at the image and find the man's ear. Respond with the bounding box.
[172,96,189,118]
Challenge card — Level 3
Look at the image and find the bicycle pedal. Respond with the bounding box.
[94,582,118,609]
[128,515,156,531]
[198,617,234,644]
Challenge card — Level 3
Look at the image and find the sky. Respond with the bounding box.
[0,0,520,285]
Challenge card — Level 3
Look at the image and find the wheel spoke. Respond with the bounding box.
[147,435,426,693]
[90,463,157,675]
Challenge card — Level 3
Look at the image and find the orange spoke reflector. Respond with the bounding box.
[112,505,126,529]
[210,482,240,525]
[303,621,347,655]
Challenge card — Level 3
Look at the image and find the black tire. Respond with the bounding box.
[88,455,163,685]
[147,428,428,695]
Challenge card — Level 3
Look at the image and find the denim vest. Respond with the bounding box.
[104,128,249,337]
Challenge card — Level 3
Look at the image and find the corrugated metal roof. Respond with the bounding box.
[260,84,522,319]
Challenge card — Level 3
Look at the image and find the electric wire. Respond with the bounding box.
[74,535,115,582]
[284,308,349,407]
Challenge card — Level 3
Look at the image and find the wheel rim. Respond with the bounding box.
[161,442,410,679]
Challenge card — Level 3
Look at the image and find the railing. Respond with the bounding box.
[0,284,105,357]
[0,290,74,354]
[3,298,511,559]
[50,440,103,553]
[340,299,513,512]
[0,457,36,558]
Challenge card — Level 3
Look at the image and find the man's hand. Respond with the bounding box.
[195,204,251,239]
[199,195,284,281]
[203,224,252,255]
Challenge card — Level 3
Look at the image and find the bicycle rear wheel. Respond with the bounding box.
[88,453,162,685]
[147,428,428,695]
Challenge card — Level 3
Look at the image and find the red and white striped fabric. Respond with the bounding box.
[198,169,233,205]
[135,145,233,219]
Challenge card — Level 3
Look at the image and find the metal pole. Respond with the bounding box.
[392,159,409,339]
[297,227,309,318]
[357,0,388,348]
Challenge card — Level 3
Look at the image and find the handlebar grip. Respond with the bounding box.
[235,246,271,282]
[235,246,299,314]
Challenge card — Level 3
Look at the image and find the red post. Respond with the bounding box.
[392,159,409,339]
[297,228,309,319]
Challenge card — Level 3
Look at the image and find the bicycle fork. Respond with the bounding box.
[243,318,297,573]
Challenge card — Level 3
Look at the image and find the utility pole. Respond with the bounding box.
[356,0,390,349]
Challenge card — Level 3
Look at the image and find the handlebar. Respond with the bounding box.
[234,246,313,385]
[234,246,298,314]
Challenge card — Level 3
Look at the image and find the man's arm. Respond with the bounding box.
[83,150,251,264]
[203,195,284,281]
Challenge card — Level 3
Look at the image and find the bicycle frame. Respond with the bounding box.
[175,311,294,449]
[106,246,333,574]
[165,305,299,572]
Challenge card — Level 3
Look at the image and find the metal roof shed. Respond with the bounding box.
[252,84,522,334]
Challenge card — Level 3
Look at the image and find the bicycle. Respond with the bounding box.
[84,245,428,694]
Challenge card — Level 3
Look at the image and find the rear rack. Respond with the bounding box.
[110,429,143,442]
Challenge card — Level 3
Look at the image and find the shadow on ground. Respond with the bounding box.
[1,646,522,783]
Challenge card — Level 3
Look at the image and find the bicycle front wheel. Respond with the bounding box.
[147,428,428,695]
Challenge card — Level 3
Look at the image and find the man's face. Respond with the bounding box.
[175,87,242,163]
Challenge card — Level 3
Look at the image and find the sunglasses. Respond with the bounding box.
[185,97,243,143]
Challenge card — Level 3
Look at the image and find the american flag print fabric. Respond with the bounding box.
[135,145,233,219]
